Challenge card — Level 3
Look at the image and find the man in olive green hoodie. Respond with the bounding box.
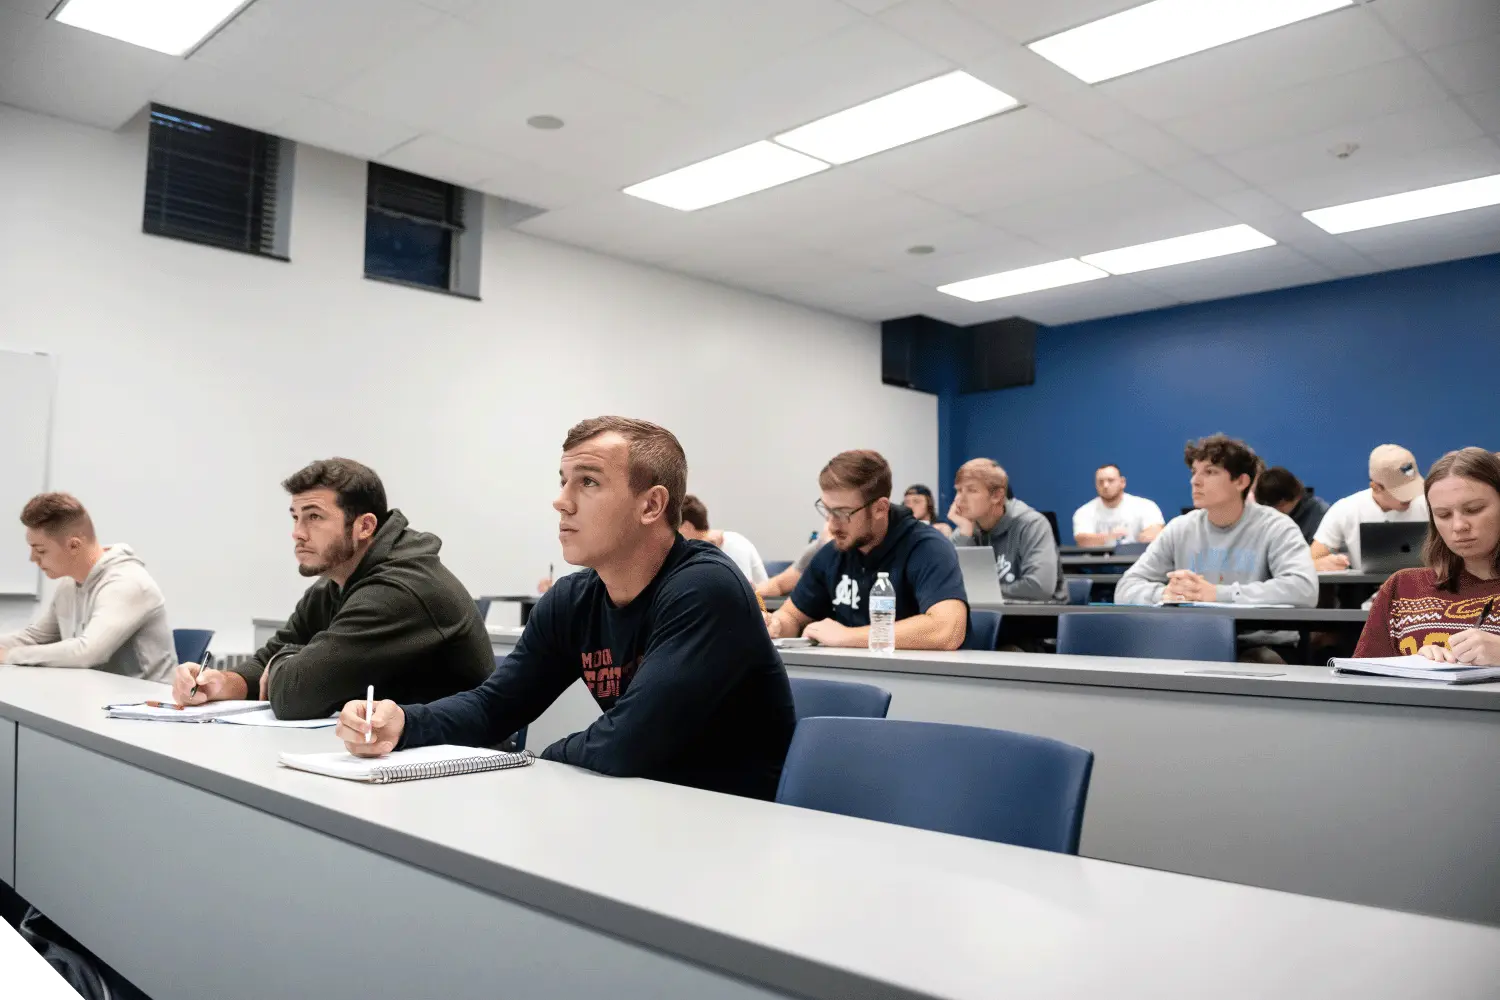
[171,458,492,719]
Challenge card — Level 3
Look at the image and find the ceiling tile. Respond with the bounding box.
[1369,0,1500,53]
[830,215,1019,270]
[0,0,51,15]
[981,171,1235,252]
[330,17,560,133]
[151,60,318,133]
[1214,101,1486,188]
[899,234,1064,286]
[0,6,43,68]
[194,0,446,98]
[876,0,1010,64]
[472,156,608,211]
[840,0,906,12]
[1422,34,1500,97]
[1213,188,1297,228]
[1160,158,1251,199]
[946,0,1139,44]
[1462,89,1500,134]
[517,191,772,263]
[1102,123,1201,169]
[573,0,861,101]
[427,0,690,57]
[1127,245,1337,304]
[1102,7,1406,122]
[0,20,176,129]
[270,100,420,160]
[1263,135,1500,210]
[684,19,952,140]
[376,134,509,186]
[1161,57,1453,157]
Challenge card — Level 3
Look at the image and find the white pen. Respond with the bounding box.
[365,684,374,744]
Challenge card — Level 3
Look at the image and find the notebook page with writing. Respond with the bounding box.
[279,745,534,783]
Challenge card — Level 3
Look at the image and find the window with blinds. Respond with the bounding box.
[365,163,470,292]
[143,105,289,258]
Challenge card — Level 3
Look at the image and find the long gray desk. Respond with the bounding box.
[488,628,1500,926]
[2,667,1500,1000]
[975,602,1369,628]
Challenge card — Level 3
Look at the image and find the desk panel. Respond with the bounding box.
[14,727,789,1000]
[0,717,12,886]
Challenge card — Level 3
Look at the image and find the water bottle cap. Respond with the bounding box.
[877,571,890,578]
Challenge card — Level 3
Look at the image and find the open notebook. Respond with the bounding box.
[1329,655,1500,685]
[279,745,535,784]
[104,700,268,722]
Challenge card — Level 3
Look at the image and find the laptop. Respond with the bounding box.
[1359,521,1427,574]
[955,546,1005,605]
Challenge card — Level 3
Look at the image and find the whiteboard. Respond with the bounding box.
[0,350,54,595]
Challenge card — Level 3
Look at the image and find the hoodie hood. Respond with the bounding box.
[339,510,442,593]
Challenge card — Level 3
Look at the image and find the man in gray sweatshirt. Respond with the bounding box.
[1116,435,1318,608]
[949,458,1066,603]
[0,492,176,681]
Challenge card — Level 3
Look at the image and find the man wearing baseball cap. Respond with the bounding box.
[1310,445,1428,571]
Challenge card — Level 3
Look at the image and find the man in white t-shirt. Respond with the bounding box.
[1072,464,1166,547]
[1311,444,1428,571]
[678,495,768,586]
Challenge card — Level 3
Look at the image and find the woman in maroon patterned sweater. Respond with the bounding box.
[1354,448,1500,664]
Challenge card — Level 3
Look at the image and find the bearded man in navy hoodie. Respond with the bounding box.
[767,450,968,650]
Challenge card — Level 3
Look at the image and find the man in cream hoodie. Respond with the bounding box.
[0,492,176,681]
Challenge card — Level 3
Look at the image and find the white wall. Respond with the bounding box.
[0,105,937,651]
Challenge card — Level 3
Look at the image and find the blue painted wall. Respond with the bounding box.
[941,253,1500,539]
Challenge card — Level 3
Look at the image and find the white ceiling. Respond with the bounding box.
[2,0,1498,326]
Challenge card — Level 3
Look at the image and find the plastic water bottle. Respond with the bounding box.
[868,572,896,655]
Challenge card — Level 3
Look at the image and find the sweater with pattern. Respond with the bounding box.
[1353,567,1500,658]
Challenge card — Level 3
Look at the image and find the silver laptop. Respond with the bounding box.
[1360,522,1427,574]
[955,546,1005,605]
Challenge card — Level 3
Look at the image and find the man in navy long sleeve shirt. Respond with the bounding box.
[336,417,795,800]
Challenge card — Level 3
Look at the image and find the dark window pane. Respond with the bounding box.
[143,105,277,255]
[364,212,452,289]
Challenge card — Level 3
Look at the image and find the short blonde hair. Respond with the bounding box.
[955,458,1007,496]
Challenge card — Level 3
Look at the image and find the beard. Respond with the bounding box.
[833,528,876,552]
[298,525,358,577]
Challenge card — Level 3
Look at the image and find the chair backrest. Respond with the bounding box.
[776,717,1093,853]
[764,560,793,578]
[1039,509,1061,543]
[787,677,891,721]
[961,608,1002,650]
[1066,577,1092,605]
[172,629,213,665]
[473,597,492,622]
[1056,611,1236,662]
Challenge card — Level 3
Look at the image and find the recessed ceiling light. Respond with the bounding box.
[52,0,253,57]
[1080,224,1276,275]
[1302,173,1500,234]
[623,141,829,212]
[773,71,1020,165]
[937,259,1108,302]
[527,115,565,130]
[1027,0,1354,84]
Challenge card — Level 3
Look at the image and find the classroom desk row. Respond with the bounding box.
[479,625,1500,927]
[3,665,1500,1000]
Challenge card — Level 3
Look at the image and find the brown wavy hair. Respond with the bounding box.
[1184,434,1259,500]
[1423,447,1500,592]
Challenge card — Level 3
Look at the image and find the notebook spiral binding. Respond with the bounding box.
[370,749,536,784]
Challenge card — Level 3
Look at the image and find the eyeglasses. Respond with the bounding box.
[814,497,878,523]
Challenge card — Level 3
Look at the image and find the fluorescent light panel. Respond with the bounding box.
[1028,0,1353,84]
[1081,224,1275,274]
[53,0,251,56]
[774,71,1019,165]
[1302,174,1500,234]
[938,259,1108,302]
[623,141,829,212]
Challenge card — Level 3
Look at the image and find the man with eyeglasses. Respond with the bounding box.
[766,450,967,649]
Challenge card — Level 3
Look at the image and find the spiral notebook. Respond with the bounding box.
[278,745,535,783]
